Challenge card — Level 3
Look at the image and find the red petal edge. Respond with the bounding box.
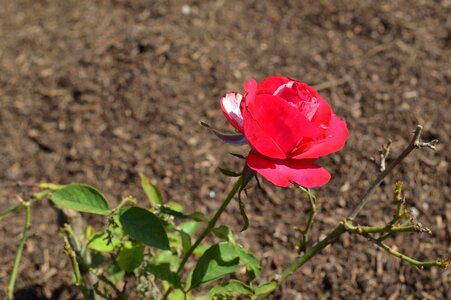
[246,152,331,188]
[257,76,292,95]
[292,114,349,159]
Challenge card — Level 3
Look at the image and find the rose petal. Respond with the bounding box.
[311,97,332,127]
[245,94,318,154]
[220,92,244,132]
[246,152,331,188]
[291,114,349,159]
[257,76,291,94]
[242,107,287,159]
[243,78,257,106]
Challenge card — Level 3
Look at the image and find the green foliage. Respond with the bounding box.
[178,230,192,254]
[218,168,241,177]
[119,207,170,250]
[6,178,266,299]
[160,206,208,223]
[213,225,261,282]
[140,173,164,206]
[254,281,278,297]
[190,242,240,289]
[208,280,253,299]
[179,220,200,237]
[51,184,110,215]
[152,250,180,271]
[118,242,144,271]
[236,246,261,282]
[145,263,182,288]
[87,232,120,252]
[237,192,249,231]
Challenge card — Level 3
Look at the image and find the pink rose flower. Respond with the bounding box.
[220,76,349,188]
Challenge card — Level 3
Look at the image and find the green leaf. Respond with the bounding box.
[254,281,278,297]
[118,242,144,271]
[229,152,245,159]
[212,225,234,241]
[237,192,249,231]
[179,221,200,237]
[140,173,164,206]
[87,232,120,252]
[90,251,104,268]
[166,289,186,300]
[168,232,183,249]
[190,242,239,289]
[193,244,211,256]
[152,250,180,271]
[236,246,261,282]
[145,263,181,288]
[106,263,125,284]
[218,168,241,177]
[160,206,208,223]
[179,230,192,254]
[212,226,261,282]
[167,201,183,212]
[50,184,109,215]
[209,280,253,299]
[120,207,170,250]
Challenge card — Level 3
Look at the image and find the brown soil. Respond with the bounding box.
[0,0,450,299]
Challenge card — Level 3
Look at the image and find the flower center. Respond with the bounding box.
[273,82,320,120]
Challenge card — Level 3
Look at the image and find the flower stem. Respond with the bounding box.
[0,189,50,223]
[0,203,22,222]
[297,191,318,253]
[162,176,243,299]
[176,176,243,274]
[280,224,346,283]
[7,203,31,300]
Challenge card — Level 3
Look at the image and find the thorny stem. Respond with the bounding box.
[278,225,347,285]
[64,236,83,286]
[177,176,243,273]
[362,233,449,269]
[63,235,92,299]
[341,220,431,235]
[297,190,318,253]
[378,220,411,241]
[63,224,121,298]
[7,203,31,300]
[163,176,243,299]
[390,181,407,226]
[274,125,441,290]
[0,189,49,222]
[348,125,433,221]
[0,203,22,222]
[372,139,392,172]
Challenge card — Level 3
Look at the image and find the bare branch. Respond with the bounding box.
[371,139,392,172]
[362,232,448,269]
[348,125,435,221]
[341,219,431,235]
[276,125,444,289]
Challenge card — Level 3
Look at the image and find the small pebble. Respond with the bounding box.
[181,5,191,15]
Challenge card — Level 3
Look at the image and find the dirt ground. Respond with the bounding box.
[0,0,450,299]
